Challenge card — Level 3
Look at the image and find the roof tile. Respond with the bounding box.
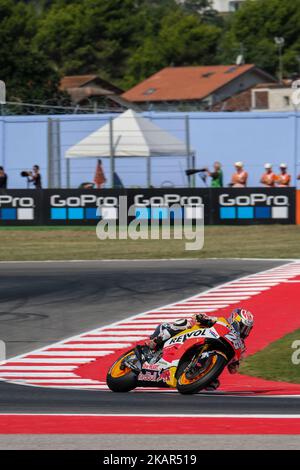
[123,65,256,102]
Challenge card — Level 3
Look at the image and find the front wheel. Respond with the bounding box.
[107,350,138,392]
[176,351,227,395]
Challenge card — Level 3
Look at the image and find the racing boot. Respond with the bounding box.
[205,378,220,391]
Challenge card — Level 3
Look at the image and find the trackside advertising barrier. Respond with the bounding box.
[0,190,43,226]
[0,188,296,226]
[212,188,295,225]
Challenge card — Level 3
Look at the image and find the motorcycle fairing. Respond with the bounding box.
[138,320,242,387]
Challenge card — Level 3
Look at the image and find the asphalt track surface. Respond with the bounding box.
[0,259,284,359]
[1,258,299,449]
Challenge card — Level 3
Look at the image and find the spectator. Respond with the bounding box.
[260,163,276,187]
[276,163,291,187]
[230,161,248,187]
[29,164,42,189]
[205,161,223,188]
[0,166,7,188]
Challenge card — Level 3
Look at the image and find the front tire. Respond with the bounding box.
[106,350,138,392]
[176,351,227,395]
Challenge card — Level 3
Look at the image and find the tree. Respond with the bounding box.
[33,0,151,84]
[183,0,212,14]
[218,0,300,77]
[124,9,222,87]
[0,0,61,104]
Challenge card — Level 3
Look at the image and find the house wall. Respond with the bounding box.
[252,88,296,112]
[133,70,274,111]
[268,89,296,111]
[210,70,273,105]
[1,111,299,189]
[178,0,246,13]
[211,0,245,12]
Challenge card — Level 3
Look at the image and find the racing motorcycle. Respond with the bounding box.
[106,318,243,394]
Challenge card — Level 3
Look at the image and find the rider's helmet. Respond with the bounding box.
[228,308,254,339]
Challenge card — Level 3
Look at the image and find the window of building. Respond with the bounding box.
[143,88,157,96]
[253,90,269,110]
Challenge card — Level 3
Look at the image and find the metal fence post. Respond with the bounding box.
[109,117,115,188]
[47,118,53,188]
[0,119,5,169]
[66,158,71,188]
[54,119,62,188]
[147,154,151,188]
[294,110,299,187]
[185,115,193,188]
[47,118,62,188]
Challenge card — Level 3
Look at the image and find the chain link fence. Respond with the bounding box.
[0,111,299,189]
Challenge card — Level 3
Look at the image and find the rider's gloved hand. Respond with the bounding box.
[194,313,216,327]
[228,360,240,374]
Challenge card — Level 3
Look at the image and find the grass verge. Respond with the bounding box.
[0,225,299,261]
[240,329,300,384]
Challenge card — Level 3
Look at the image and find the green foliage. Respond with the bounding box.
[124,9,222,87]
[0,0,61,104]
[2,0,300,108]
[218,0,300,77]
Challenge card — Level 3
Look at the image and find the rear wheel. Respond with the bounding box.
[106,350,138,392]
[176,350,227,395]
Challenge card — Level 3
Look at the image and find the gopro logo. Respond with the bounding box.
[134,194,203,206]
[219,193,289,220]
[0,195,35,220]
[219,194,288,206]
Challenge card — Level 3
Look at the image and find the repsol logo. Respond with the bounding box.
[134,194,203,206]
[219,194,289,206]
[50,195,118,207]
[168,329,205,345]
[0,195,35,207]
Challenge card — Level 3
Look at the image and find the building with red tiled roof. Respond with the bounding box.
[60,74,130,110]
[122,65,276,111]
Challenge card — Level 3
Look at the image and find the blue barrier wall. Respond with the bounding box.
[0,111,299,189]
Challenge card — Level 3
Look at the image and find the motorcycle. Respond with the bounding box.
[106,318,243,394]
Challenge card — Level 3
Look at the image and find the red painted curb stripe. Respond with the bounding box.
[1,415,300,435]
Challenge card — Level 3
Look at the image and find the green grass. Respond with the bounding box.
[240,329,300,384]
[0,225,299,261]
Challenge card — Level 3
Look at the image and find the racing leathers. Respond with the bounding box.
[147,313,245,389]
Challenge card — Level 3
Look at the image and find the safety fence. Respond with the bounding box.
[0,188,297,226]
[1,111,300,190]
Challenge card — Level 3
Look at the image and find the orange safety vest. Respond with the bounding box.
[276,173,291,187]
[261,171,276,187]
[231,170,248,187]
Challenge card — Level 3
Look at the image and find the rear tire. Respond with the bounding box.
[106,350,138,392]
[176,352,227,395]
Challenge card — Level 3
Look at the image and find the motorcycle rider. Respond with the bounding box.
[146,308,254,390]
